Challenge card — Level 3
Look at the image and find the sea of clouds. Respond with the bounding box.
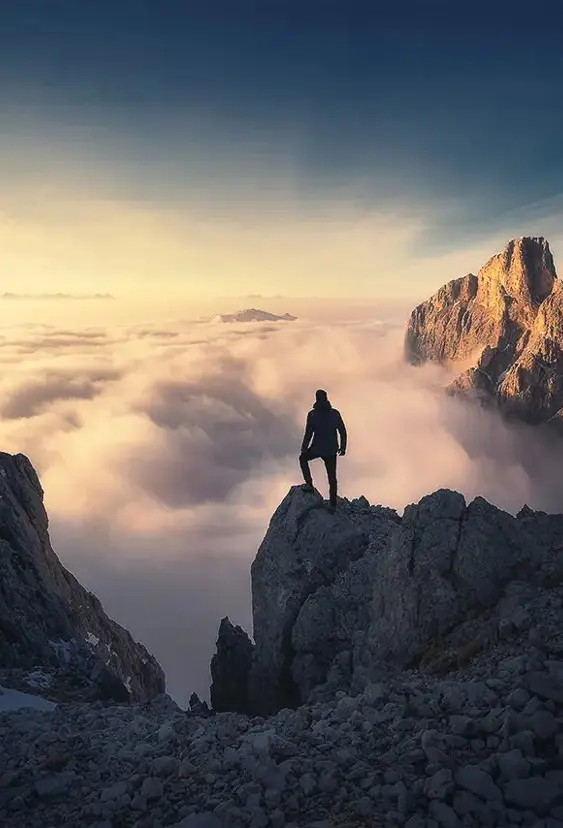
[0,309,562,703]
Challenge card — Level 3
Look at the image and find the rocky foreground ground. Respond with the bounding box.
[2,579,563,828]
[2,448,563,828]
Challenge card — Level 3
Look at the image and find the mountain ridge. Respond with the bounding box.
[208,308,297,323]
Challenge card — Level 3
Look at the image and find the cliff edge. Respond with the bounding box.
[210,485,563,716]
[0,451,165,702]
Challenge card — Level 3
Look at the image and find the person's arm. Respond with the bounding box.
[337,412,347,454]
[301,412,314,452]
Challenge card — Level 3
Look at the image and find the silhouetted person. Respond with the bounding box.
[300,389,347,512]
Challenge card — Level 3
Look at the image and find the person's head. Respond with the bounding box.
[313,388,331,409]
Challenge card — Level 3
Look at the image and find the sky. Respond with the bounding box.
[2,1,563,301]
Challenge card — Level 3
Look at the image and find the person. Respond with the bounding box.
[299,389,347,512]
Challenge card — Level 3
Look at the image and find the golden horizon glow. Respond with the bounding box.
[2,174,563,305]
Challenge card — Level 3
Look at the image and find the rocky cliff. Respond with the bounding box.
[405,236,563,425]
[210,485,563,716]
[0,451,165,702]
[3,484,563,828]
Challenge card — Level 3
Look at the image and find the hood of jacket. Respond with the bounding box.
[313,398,332,412]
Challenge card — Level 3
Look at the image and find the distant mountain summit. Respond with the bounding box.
[212,308,297,323]
[405,236,563,427]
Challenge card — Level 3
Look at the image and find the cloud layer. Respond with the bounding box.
[0,309,561,703]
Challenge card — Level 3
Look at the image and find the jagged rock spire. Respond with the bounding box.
[479,236,556,307]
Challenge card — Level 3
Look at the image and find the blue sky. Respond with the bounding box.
[1,1,563,297]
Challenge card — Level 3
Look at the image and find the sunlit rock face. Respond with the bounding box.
[405,236,563,426]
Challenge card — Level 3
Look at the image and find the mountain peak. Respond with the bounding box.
[480,235,556,306]
[405,235,563,425]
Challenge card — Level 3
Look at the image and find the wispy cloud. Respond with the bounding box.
[1,292,115,300]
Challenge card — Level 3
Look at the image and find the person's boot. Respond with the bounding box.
[328,480,337,513]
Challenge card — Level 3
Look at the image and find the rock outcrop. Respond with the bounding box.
[405,236,563,425]
[210,618,253,714]
[210,484,563,716]
[210,487,398,714]
[366,489,545,670]
[0,451,165,702]
[248,487,400,715]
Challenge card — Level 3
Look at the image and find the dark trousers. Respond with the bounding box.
[299,449,338,507]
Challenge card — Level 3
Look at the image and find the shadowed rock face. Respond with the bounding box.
[210,484,563,716]
[210,617,253,714]
[405,236,563,425]
[0,451,165,702]
[248,487,383,715]
[367,489,544,669]
[210,487,399,715]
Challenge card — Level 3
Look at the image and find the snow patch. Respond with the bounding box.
[107,643,119,662]
[0,685,56,713]
[85,631,100,647]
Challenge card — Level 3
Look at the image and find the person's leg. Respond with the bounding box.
[323,455,338,509]
[299,449,314,490]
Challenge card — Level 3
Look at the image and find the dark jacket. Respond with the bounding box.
[301,400,347,457]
